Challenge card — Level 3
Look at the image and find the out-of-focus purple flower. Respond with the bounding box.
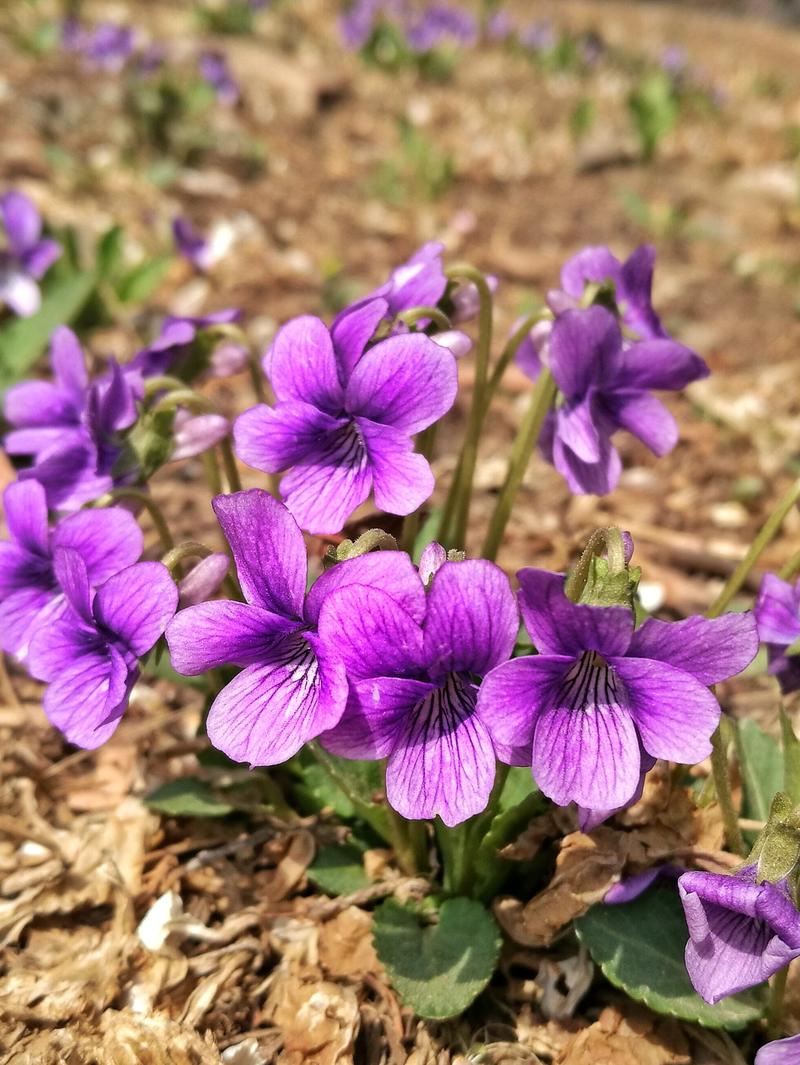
[210,341,248,377]
[27,549,176,747]
[171,410,230,461]
[552,244,670,342]
[519,20,556,52]
[432,330,472,358]
[418,540,447,585]
[172,218,213,272]
[177,553,230,608]
[136,43,167,76]
[0,480,143,661]
[320,555,518,825]
[4,327,88,458]
[514,318,552,382]
[755,1034,800,1065]
[166,489,424,766]
[129,309,240,380]
[199,51,240,106]
[661,45,688,76]
[79,23,135,72]
[605,864,682,903]
[339,0,380,50]
[487,10,515,41]
[234,297,458,534]
[407,4,478,52]
[679,865,800,1003]
[522,305,708,495]
[0,192,61,318]
[477,569,758,821]
[579,33,604,68]
[755,574,800,694]
[450,274,498,325]
[355,241,447,323]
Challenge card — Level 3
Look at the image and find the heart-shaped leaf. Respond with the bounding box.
[146,776,233,818]
[308,843,370,896]
[576,887,766,1030]
[373,897,501,1019]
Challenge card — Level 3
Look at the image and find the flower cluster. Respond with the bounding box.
[0,191,61,318]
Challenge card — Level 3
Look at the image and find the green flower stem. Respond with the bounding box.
[151,389,216,416]
[484,309,552,411]
[161,541,214,576]
[400,424,439,555]
[766,965,789,1039]
[710,715,746,855]
[564,527,627,603]
[442,264,494,552]
[482,369,557,562]
[219,437,242,493]
[707,476,800,619]
[97,488,174,552]
[202,449,224,497]
[248,349,267,405]
[305,742,398,851]
[387,809,429,876]
[399,306,453,331]
[437,819,473,897]
[143,375,188,398]
[779,546,800,582]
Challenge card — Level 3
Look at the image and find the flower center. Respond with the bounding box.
[560,650,622,713]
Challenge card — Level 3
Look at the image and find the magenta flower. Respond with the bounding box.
[318,555,518,825]
[477,569,758,819]
[166,489,425,766]
[679,866,800,1003]
[551,244,668,342]
[755,573,800,694]
[756,1034,800,1064]
[234,299,458,534]
[0,480,143,660]
[129,309,240,380]
[407,5,478,51]
[27,549,176,747]
[520,305,708,495]
[73,23,135,72]
[0,192,61,317]
[199,51,240,106]
[172,217,212,272]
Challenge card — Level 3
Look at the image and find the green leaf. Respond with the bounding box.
[737,719,783,822]
[780,708,800,805]
[0,272,96,389]
[308,843,370,896]
[146,776,233,818]
[472,769,546,900]
[373,897,501,1019]
[96,225,126,279]
[576,888,766,1030]
[115,254,172,305]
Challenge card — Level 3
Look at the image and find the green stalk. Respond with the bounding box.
[563,527,628,602]
[766,965,789,1039]
[399,306,453,331]
[219,437,242,493]
[97,488,174,552]
[484,309,552,411]
[710,716,746,855]
[779,546,800,581]
[442,264,494,552]
[707,476,800,618]
[161,541,215,576]
[482,369,557,562]
[202,450,224,497]
[400,424,439,555]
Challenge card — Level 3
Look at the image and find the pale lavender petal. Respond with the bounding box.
[605,864,681,904]
[4,426,75,457]
[755,1034,800,1065]
[305,549,425,626]
[317,584,424,680]
[42,650,130,749]
[212,490,306,618]
[3,479,49,555]
[23,238,61,280]
[345,333,458,434]
[617,338,709,391]
[177,553,230,607]
[266,315,345,412]
[424,559,518,678]
[604,391,678,455]
[171,412,229,461]
[628,613,759,686]
[94,561,177,657]
[50,326,88,401]
[555,398,602,463]
[756,575,800,647]
[419,542,447,585]
[386,241,447,314]
[560,245,621,299]
[515,319,551,382]
[548,306,622,397]
[387,675,496,826]
[53,546,93,623]
[612,656,721,763]
[358,417,434,516]
[279,427,372,535]
[531,693,641,810]
[432,331,472,359]
[517,568,634,658]
[234,401,346,473]
[3,380,75,431]
[2,191,41,255]
[54,506,144,585]
[206,631,347,765]
[167,599,297,673]
[331,297,389,379]
[321,676,436,759]
[0,270,40,317]
[552,430,622,496]
[477,655,570,765]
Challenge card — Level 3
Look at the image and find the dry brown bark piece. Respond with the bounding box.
[556,1005,691,1065]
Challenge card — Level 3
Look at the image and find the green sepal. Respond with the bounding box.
[578,555,641,609]
[323,528,398,568]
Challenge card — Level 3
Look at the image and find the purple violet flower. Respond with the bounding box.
[0,192,61,318]
[477,569,758,820]
[171,409,230,462]
[755,1034,800,1065]
[129,309,241,380]
[0,480,143,661]
[755,573,800,694]
[354,241,448,323]
[318,553,518,825]
[550,244,670,342]
[173,217,213,272]
[233,298,458,534]
[487,10,515,42]
[519,305,708,495]
[199,51,240,106]
[679,865,800,1003]
[339,0,382,50]
[27,549,177,747]
[80,23,136,72]
[166,489,425,766]
[177,553,230,608]
[407,4,478,52]
[519,20,556,52]
[604,864,682,904]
